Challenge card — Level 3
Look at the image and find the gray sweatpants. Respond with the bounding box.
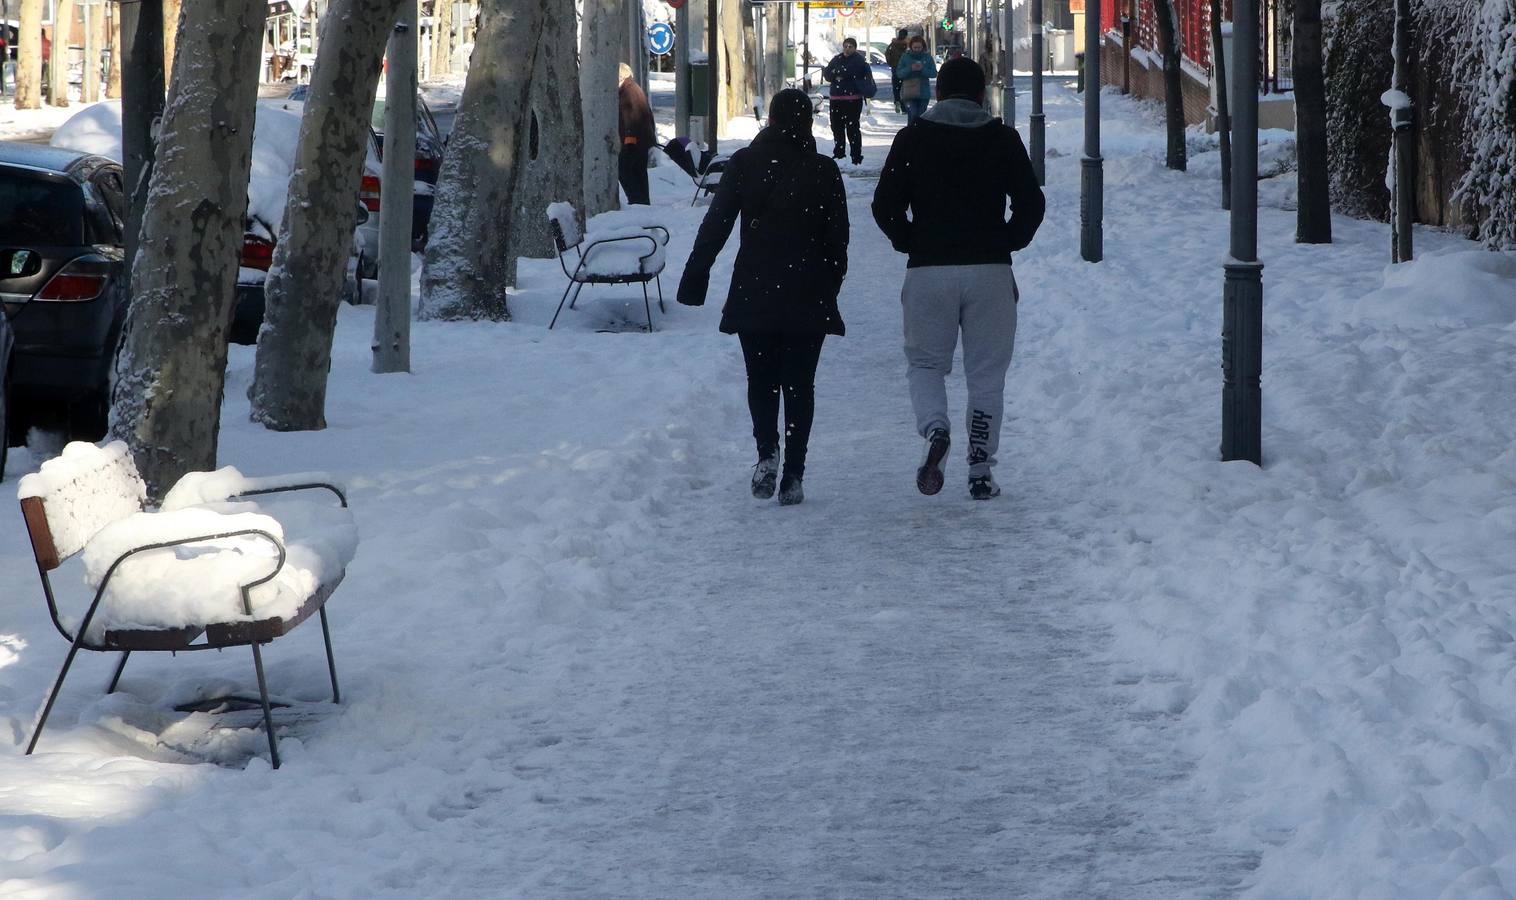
[900,264,1019,479]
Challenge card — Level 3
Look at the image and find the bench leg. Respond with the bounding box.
[567,280,586,311]
[656,275,666,314]
[26,643,86,755]
[549,280,583,330]
[319,607,341,704]
[106,651,131,694]
[250,642,280,770]
[641,282,654,333]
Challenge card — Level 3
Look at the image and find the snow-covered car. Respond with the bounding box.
[50,101,360,344]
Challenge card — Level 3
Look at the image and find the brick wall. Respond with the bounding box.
[1099,32,1214,128]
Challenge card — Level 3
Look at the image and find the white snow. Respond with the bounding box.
[1,79,1515,899]
[49,100,306,235]
[17,441,147,560]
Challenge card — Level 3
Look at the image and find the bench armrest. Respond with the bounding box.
[163,467,347,510]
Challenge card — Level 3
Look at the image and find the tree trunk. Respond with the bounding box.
[580,0,622,217]
[417,0,547,321]
[1292,0,1330,242]
[15,0,42,109]
[249,0,405,432]
[718,0,750,126]
[83,1,101,102]
[106,4,122,98]
[1325,0,1391,220]
[431,0,453,75]
[162,0,181,77]
[505,0,584,263]
[1151,0,1185,171]
[49,0,73,107]
[109,0,266,499]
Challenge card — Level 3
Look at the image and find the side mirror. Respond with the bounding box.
[2,249,41,278]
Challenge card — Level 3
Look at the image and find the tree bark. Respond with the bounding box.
[1292,0,1331,242]
[580,0,622,217]
[1151,0,1185,171]
[49,0,73,107]
[15,0,42,109]
[431,0,453,75]
[83,1,101,102]
[107,6,121,98]
[109,0,266,499]
[417,0,547,321]
[162,0,181,79]
[505,0,584,264]
[718,0,750,126]
[249,0,405,431]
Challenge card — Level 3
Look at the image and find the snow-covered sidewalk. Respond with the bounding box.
[3,80,1515,897]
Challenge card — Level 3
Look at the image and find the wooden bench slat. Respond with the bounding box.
[20,496,61,572]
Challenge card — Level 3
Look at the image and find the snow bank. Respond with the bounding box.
[1343,248,1516,328]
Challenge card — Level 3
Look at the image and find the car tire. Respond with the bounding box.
[70,385,109,443]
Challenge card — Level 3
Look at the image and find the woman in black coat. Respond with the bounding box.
[677,89,850,506]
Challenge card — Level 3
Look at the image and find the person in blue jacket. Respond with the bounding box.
[896,35,937,125]
[821,37,876,165]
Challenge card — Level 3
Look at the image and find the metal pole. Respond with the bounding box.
[1079,0,1101,262]
[1390,0,1413,263]
[119,0,165,278]
[675,0,690,136]
[801,1,810,91]
[706,0,718,150]
[1001,0,1013,123]
[1030,0,1043,182]
[373,9,415,374]
[1221,0,1261,464]
[1210,0,1231,210]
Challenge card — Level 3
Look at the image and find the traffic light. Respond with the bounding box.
[941,17,954,29]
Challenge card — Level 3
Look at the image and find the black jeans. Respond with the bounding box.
[829,99,864,162]
[738,332,826,477]
[618,142,651,205]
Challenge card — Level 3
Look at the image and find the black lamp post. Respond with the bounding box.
[1221,0,1262,465]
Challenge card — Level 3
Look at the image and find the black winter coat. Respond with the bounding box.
[677,128,849,336]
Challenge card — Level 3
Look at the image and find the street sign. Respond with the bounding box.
[647,22,675,56]
[838,5,854,14]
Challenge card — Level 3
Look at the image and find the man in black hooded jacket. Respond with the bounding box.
[871,58,1045,501]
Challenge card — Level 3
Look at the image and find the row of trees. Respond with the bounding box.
[9,0,182,110]
[1126,0,1514,252]
[108,0,754,496]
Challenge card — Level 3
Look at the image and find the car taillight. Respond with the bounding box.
[359,174,381,212]
[242,234,275,271]
[34,258,110,302]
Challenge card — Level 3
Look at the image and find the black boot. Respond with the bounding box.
[778,473,804,506]
[751,451,779,499]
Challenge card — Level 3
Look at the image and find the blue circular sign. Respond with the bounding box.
[648,23,675,56]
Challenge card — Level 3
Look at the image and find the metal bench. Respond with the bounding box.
[17,441,356,769]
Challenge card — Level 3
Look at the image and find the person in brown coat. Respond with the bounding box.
[618,64,657,205]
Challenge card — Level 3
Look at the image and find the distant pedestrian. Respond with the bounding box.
[821,37,876,165]
[871,58,1045,500]
[677,89,850,506]
[885,28,909,113]
[895,35,936,125]
[618,63,656,205]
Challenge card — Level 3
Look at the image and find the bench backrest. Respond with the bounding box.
[546,201,582,252]
[17,441,148,571]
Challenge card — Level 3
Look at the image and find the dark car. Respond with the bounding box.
[0,142,129,444]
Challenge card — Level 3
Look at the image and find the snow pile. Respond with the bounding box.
[545,201,581,247]
[1342,248,1516,328]
[161,466,345,510]
[578,226,668,277]
[49,100,305,238]
[17,441,147,561]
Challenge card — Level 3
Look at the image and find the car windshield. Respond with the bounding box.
[370,99,387,131]
[0,173,83,245]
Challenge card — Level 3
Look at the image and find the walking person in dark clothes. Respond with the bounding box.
[871,58,1045,500]
[885,28,910,113]
[821,37,876,165]
[677,89,850,506]
[618,64,656,205]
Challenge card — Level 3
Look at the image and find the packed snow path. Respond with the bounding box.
[4,80,1515,897]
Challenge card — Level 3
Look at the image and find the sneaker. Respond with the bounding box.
[916,428,950,496]
[751,454,778,499]
[851,156,863,166]
[778,473,804,506]
[968,476,1001,500]
[832,145,846,160]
